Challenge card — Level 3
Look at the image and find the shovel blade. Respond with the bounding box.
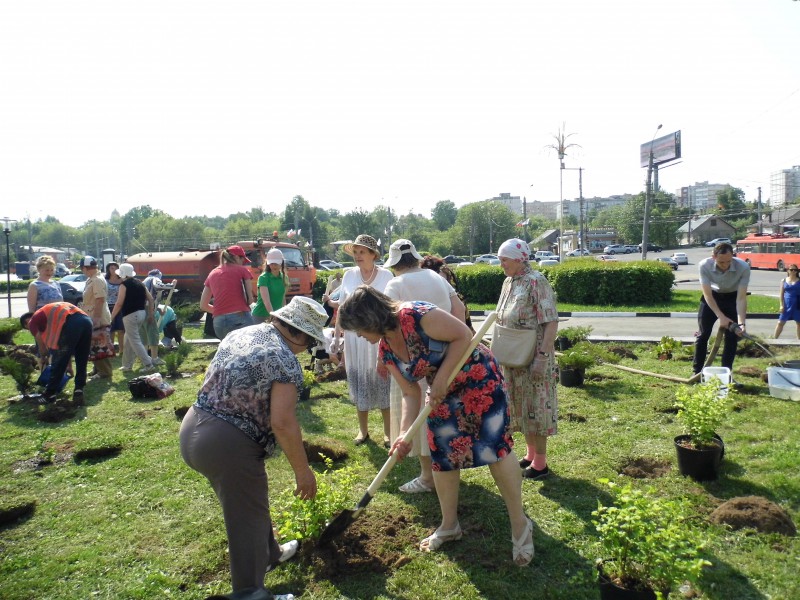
[318,507,362,546]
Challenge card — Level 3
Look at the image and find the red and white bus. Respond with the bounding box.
[735,233,800,271]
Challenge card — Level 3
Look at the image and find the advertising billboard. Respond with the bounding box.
[640,130,681,168]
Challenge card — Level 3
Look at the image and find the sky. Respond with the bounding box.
[1,0,798,229]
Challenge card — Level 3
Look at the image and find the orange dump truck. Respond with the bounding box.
[127,239,316,301]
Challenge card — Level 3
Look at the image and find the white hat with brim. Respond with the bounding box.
[386,238,423,267]
[342,234,380,258]
[116,263,137,278]
[271,296,327,343]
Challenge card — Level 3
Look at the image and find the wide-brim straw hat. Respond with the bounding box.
[116,263,137,278]
[271,296,327,343]
[343,234,380,258]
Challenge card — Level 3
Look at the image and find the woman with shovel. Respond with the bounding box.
[338,286,533,567]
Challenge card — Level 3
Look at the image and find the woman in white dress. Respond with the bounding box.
[333,234,394,446]
[383,239,466,493]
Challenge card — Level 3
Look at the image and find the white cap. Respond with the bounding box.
[386,239,423,267]
[267,248,284,265]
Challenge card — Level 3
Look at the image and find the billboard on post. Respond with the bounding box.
[640,130,681,168]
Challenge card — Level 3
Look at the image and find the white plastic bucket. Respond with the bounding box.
[767,367,800,401]
[701,366,731,396]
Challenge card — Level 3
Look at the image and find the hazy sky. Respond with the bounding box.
[1,0,798,228]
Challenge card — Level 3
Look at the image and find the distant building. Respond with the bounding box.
[675,182,730,212]
[770,166,800,208]
[489,192,522,215]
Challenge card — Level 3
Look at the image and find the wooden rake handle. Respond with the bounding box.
[363,311,498,498]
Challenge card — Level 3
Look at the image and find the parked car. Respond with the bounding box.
[565,248,591,257]
[603,244,629,255]
[636,243,663,252]
[55,263,70,277]
[671,252,689,265]
[442,255,464,264]
[475,254,498,264]
[656,257,679,270]
[596,254,618,262]
[58,279,85,305]
[539,259,560,267]
[59,274,87,283]
[319,259,343,269]
[705,237,732,247]
[487,258,501,266]
[534,250,557,262]
[624,245,639,253]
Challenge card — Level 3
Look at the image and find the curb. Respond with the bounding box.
[469,311,775,320]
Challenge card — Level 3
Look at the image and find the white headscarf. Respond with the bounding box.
[497,238,531,261]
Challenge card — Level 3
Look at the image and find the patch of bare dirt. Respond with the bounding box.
[618,456,671,479]
[608,346,637,360]
[315,368,347,383]
[737,366,762,378]
[74,445,123,462]
[560,412,587,423]
[302,512,420,578]
[710,496,796,536]
[304,439,349,464]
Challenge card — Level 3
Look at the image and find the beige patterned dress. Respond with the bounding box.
[496,263,558,436]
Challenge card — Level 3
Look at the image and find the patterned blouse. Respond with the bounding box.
[194,324,303,453]
[31,279,63,309]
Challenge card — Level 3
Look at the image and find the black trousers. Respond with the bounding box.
[693,292,740,374]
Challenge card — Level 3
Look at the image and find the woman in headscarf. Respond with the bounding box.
[495,239,559,480]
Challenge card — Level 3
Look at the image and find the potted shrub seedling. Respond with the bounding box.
[300,370,316,401]
[556,341,617,387]
[557,325,593,351]
[654,335,685,360]
[673,378,730,481]
[592,479,711,600]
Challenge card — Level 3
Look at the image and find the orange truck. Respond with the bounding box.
[127,239,316,301]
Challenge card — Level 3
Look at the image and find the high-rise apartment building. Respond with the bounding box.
[770,166,800,207]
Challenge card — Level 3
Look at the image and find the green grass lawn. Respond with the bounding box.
[1,333,798,599]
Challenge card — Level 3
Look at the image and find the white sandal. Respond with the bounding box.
[512,517,534,566]
[398,476,434,493]
[419,523,462,552]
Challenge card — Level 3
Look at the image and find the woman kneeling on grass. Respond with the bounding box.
[180,296,327,600]
[338,285,534,566]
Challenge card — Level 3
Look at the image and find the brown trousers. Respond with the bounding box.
[179,406,281,592]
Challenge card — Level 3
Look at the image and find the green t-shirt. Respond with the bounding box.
[252,270,289,317]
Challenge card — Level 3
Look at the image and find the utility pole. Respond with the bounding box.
[757,187,762,234]
[641,124,662,260]
[2,217,17,318]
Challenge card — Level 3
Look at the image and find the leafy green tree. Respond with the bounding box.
[431,200,458,231]
[715,186,746,215]
[339,209,377,240]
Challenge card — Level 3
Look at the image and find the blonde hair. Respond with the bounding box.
[220,250,239,265]
[36,256,56,270]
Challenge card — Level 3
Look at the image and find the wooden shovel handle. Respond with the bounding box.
[364,312,498,498]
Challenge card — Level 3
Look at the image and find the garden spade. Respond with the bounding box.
[318,311,497,546]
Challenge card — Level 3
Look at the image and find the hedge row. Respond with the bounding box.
[314,259,674,307]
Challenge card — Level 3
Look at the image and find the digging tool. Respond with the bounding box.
[318,311,497,546]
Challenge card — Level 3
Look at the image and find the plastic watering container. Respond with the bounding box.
[701,366,731,396]
[767,367,800,401]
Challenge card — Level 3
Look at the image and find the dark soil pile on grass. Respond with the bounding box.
[608,346,637,360]
[618,456,671,479]
[710,496,796,536]
[303,512,419,578]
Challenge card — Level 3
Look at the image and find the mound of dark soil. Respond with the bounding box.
[608,346,637,360]
[560,412,587,423]
[303,512,420,578]
[710,496,796,536]
[74,445,123,462]
[618,456,671,479]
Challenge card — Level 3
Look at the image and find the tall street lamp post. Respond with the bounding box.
[562,166,585,252]
[2,217,17,318]
[641,124,662,260]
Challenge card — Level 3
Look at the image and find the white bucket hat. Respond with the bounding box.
[271,296,327,343]
[386,238,423,267]
[116,263,137,278]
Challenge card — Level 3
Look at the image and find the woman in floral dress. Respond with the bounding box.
[495,238,559,481]
[338,285,533,567]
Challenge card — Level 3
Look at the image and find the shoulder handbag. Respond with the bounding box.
[491,280,538,368]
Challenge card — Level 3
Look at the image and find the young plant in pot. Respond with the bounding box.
[556,341,616,387]
[592,479,711,600]
[673,378,730,481]
[556,324,593,351]
[300,370,316,401]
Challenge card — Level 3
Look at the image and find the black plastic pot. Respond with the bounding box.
[557,336,573,351]
[674,433,724,481]
[559,367,585,387]
[597,564,659,600]
[299,387,311,402]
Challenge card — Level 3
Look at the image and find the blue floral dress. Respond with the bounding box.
[378,302,513,471]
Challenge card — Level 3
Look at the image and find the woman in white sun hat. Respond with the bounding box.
[332,234,394,446]
[109,263,156,373]
[180,296,326,600]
